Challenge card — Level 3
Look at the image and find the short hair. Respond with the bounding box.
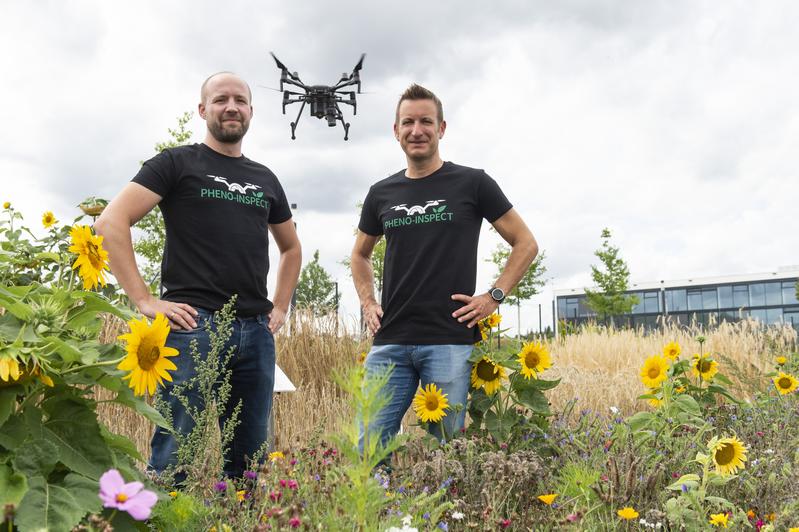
[200,71,252,103]
[395,84,443,124]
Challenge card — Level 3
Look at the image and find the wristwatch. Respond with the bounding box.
[489,287,505,304]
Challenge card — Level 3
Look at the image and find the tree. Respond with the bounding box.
[487,245,547,336]
[341,203,386,296]
[584,228,639,323]
[295,250,337,315]
[133,112,193,289]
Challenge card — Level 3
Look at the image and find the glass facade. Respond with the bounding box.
[556,275,799,332]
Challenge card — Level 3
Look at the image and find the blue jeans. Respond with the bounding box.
[149,308,275,480]
[360,344,473,450]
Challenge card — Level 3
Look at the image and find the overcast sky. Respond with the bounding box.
[2,0,798,333]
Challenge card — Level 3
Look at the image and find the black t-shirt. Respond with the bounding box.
[359,162,512,345]
[132,143,292,315]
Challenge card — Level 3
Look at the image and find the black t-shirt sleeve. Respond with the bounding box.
[477,171,513,222]
[131,150,178,198]
[358,187,383,236]
[268,179,293,224]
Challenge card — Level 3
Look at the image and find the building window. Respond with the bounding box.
[644,292,660,313]
[750,308,766,323]
[718,286,733,308]
[750,283,766,306]
[702,288,718,310]
[764,282,781,306]
[667,289,687,312]
[687,289,703,311]
[783,282,799,305]
[631,292,645,314]
[732,285,749,308]
[765,308,783,325]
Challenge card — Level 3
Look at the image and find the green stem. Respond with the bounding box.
[108,509,117,524]
[60,355,126,375]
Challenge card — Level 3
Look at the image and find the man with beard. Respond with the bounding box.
[95,72,301,480]
[352,84,538,452]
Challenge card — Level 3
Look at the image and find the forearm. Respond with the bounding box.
[271,246,301,312]
[93,216,152,309]
[494,235,539,294]
[351,253,378,307]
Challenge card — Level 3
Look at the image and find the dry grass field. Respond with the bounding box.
[97,311,797,462]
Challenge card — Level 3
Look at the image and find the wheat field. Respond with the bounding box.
[97,312,797,461]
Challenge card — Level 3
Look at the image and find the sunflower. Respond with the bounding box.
[517,341,552,379]
[117,313,179,396]
[470,356,507,395]
[68,225,110,290]
[617,507,639,520]
[484,313,501,329]
[0,356,21,382]
[412,383,450,423]
[477,323,488,343]
[663,341,681,361]
[691,353,719,381]
[268,451,284,462]
[2,201,9,209]
[709,436,747,476]
[709,513,729,528]
[537,493,557,505]
[776,356,787,366]
[41,211,58,228]
[773,372,798,395]
[639,355,669,388]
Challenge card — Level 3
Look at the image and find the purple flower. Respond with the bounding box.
[437,522,449,531]
[214,481,228,492]
[98,469,157,521]
[423,512,430,520]
[244,470,258,480]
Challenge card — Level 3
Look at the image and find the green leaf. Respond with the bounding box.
[672,395,701,416]
[40,336,84,364]
[467,389,494,415]
[15,474,101,532]
[0,413,28,451]
[100,425,145,463]
[0,386,21,427]
[712,373,734,386]
[0,464,28,506]
[0,313,37,343]
[41,396,113,479]
[666,473,700,491]
[626,411,656,432]
[34,252,62,262]
[12,438,60,478]
[515,387,551,415]
[0,286,34,320]
[111,383,171,429]
[513,376,561,392]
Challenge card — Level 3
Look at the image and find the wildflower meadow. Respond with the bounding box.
[2,203,799,530]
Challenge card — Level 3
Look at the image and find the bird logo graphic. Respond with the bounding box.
[207,174,262,194]
[390,199,446,215]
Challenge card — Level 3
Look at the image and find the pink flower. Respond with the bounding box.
[289,516,302,528]
[98,469,157,521]
[499,518,511,528]
[269,490,282,502]
[280,479,288,488]
[288,479,299,490]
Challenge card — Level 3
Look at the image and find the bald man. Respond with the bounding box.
[95,72,301,480]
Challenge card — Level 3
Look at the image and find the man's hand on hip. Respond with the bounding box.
[451,293,499,328]
[362,301,384,335]
[268,307,287,334]
[138,296,198,331]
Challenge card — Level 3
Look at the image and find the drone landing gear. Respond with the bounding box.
[343,122,350,141]
[289,100,306,140]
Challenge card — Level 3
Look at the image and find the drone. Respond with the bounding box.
[270,52,365,140]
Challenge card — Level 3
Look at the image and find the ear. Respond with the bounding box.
[393,122,400,141]
[438,120,447,139]
[198,102,206,120]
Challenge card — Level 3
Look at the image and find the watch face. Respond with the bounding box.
[490,287,504,301]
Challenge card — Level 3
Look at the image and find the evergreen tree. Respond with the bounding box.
[295,250,337,315]
[134,112,193,289]
[584,228,639,323]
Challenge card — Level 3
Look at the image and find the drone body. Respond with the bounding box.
[270,52,365,140]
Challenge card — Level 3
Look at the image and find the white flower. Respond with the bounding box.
[639,518,647,525]
[401,515,412,527]
[609,406,620,415]
[763,449,774,454]
[451,511,465,521]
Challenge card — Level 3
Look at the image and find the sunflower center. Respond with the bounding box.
[714,443,734,466]
[525,352,540,368]
[86,241,103,269]
[778,377,792,389]
[476,360,497,381]
[699,359,712,372]
[116,493,128,503]
[647,366,661,379]
[425,396,439,411]
[137,344,162,371]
